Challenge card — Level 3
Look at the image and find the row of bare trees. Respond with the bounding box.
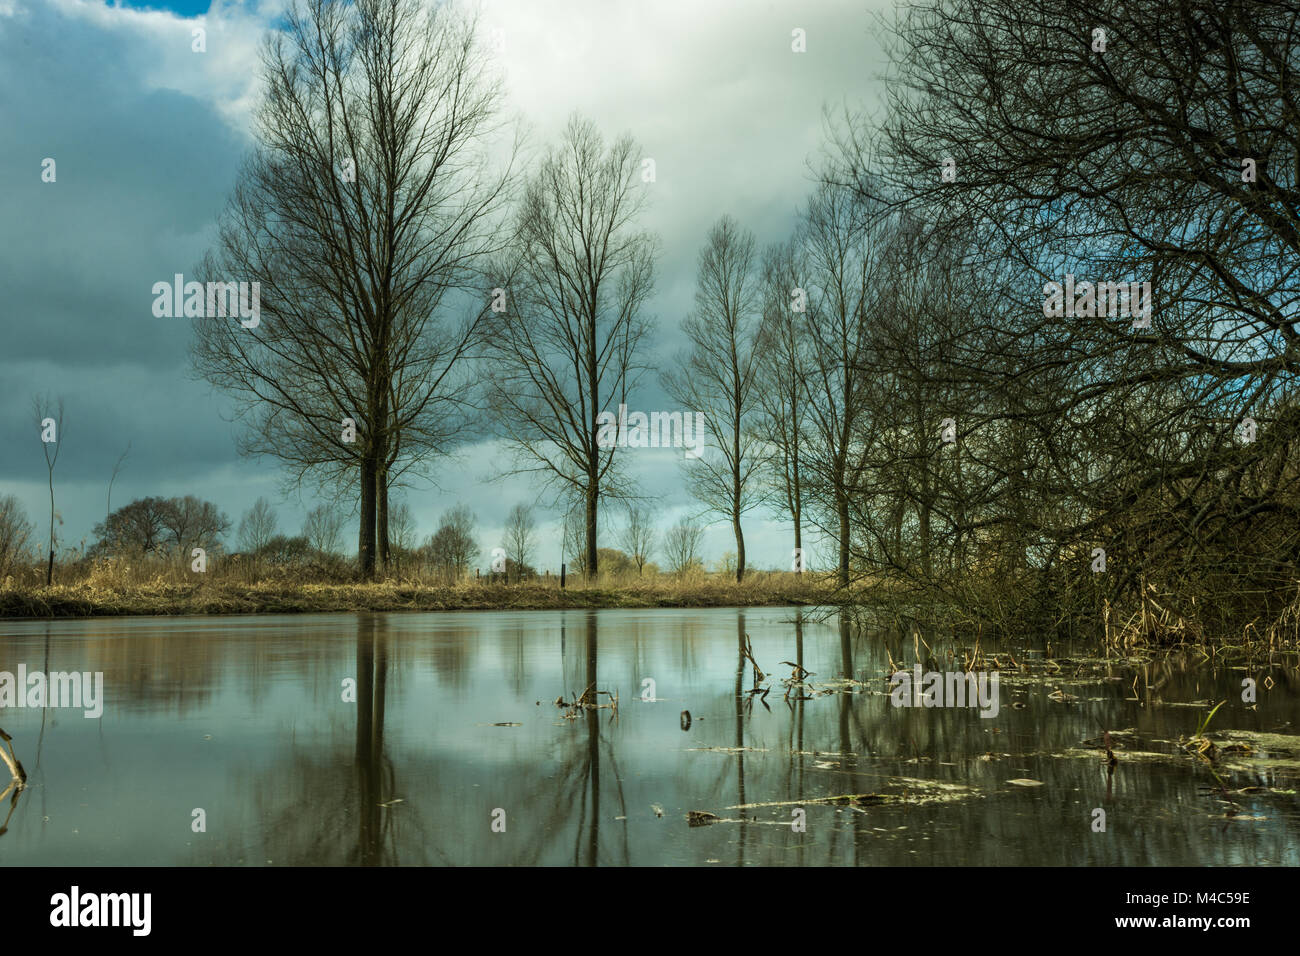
[656,0,1300,636]
[183,0,1300,639]
[192,0,668,581]
[790,0,1300,636]
[186,0,826,585]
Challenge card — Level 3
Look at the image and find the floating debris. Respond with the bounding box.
[553,684,619,719]
[686,810,720,827]
[780,661,814,681]
[728,778,981,810]
[1006,778,1045,787]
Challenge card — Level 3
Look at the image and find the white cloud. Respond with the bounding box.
[47,0,277,132]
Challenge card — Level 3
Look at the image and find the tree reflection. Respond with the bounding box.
[208,613,438,865]
[569,612,629,865]
[352,613,391,865]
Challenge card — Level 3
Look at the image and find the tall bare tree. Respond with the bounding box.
[503,503,536,581]
[422,503,479,581]
[387,500,417,571]
[484,115,658,579]
[662,517,706,575]
[798,181,886,588]
[107,442,130,524]
[192,0,516,579]
[303,503,346,555]
[33,394,63,586]
[754,238,813,574]
[160,496,231,562]
[239,498,279,555]
[0,495,34,580]
[617,504,656,575]
[663,216,763,582]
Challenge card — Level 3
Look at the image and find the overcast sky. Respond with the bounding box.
[0,0,888,571]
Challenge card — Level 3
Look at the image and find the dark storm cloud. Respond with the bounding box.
[0,0,247,494]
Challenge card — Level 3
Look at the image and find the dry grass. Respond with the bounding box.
[0,565,833,619]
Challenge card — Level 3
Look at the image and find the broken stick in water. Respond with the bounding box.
[0,727,27,789]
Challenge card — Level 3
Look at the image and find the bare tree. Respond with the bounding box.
[94,497,172,558]
[663,216,764,582]
[663,517,706,575]
[0,495,34,579]
[798,180,887,588]
[33,394,63,586]
[503,503,536,582]
[755,239,813,573]
[239,498,279,556]
[387,500,417,571]
[303,503,346,555]
[483,114,658,579]
[422,504,478,581]
[107,442,130,524]
[617,505,656,575]
[161,496,231,561]
[561,500,587,576]
[821,0,1300,635]
[192,0,517,579]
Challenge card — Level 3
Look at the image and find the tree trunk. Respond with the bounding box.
[358,456,378,580]
[47,476,55,586]
[585,483,598,579]
[892,496,905,565]
[920,461,933,580]
[837,490,850,588]
[791,454,803,573]
[733,514,745,582]
[793,507,802,574]
[920,500,933,580]
[377,469,390,572]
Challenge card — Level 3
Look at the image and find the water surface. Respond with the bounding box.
[1,607,1297,865]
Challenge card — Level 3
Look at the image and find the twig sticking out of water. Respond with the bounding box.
[741,634,765,686]
[0,727,26,789]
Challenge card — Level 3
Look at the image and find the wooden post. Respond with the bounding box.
[561,562,566,589]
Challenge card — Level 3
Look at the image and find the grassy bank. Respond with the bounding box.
[0,572,832,619]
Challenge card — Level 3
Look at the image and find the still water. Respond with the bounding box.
[1,606,1297,865]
